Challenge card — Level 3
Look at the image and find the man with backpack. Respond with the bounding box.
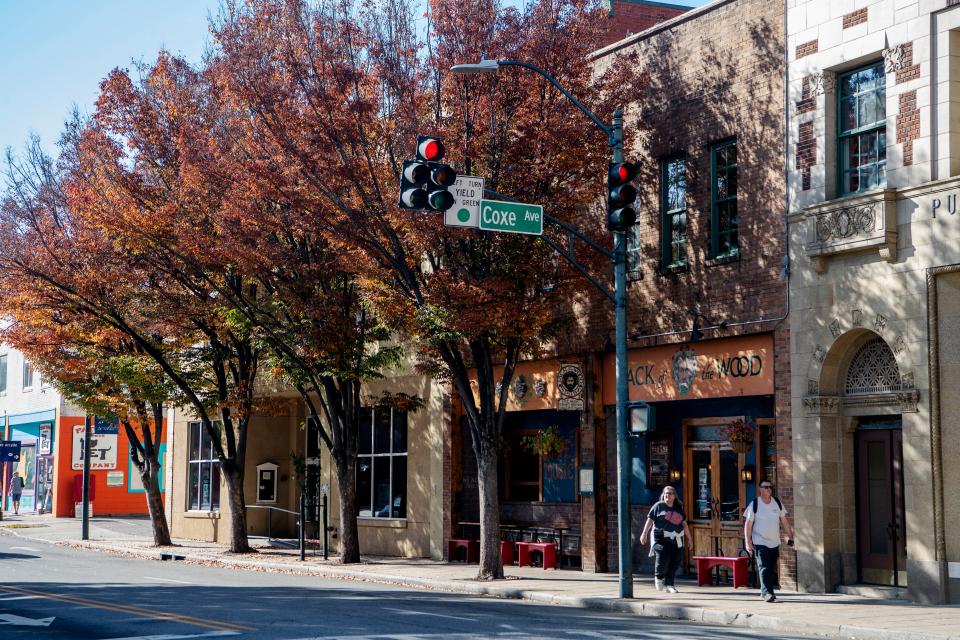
[744,480,794,602]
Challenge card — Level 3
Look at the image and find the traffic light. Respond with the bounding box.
[398,136,458,212]
[608,161,639,231]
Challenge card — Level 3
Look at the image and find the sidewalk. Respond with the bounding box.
[2,513,959,640]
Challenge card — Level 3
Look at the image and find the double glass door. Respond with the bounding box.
[683,420,748,568]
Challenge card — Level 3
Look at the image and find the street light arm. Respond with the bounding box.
[496,60,613,137]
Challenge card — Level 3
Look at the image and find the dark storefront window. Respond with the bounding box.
[502,411,578,503]
[187,422,221,512]
[357,406,407,519]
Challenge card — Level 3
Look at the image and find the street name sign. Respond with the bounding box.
[0,441,21,462]
[444,176,484,228]
[479,199,543,235]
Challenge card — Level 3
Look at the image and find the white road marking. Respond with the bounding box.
[0,595,41,601]
[382,606,478,622]
[95,632,239,640]
[9,546,36,551]
[0,613,55,627]
[143,576,194,584]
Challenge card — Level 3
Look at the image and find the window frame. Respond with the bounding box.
[187,421,221,512]
[837,61,887,197]
[660,155,688,270]
[710,139,739,259]
[356,406,408,520]
[22,359,34,391]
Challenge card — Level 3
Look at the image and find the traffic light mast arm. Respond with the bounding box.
[496,61,614,140]
[483,188,614,301]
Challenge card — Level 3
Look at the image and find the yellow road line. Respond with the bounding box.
[0,584,255,632]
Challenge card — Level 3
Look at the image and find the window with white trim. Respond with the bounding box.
[22,360,34,390]
[357,407,407,519]
[187,422,221,511]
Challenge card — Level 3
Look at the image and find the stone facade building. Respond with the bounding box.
[787,0,960,604]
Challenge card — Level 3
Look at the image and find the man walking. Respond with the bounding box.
[10,471,24,515]
[744,480,794,602]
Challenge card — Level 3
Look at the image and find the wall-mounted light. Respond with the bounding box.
[740,465,754,483]
[670,469,681,483]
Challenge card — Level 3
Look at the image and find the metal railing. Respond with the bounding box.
[246,494,328,561]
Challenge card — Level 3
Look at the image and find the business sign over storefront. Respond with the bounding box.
[601,334,774,404]
[71,424,118,470]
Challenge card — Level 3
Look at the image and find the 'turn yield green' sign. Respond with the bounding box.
[479,199,543,235]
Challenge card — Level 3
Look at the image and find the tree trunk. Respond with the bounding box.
[141,459,171,546]
[476,442,503,579]
[222,464,251,553]
[334,454,360,563]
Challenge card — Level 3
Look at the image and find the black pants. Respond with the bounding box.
[653,539,682,586]
[755,544,780,596]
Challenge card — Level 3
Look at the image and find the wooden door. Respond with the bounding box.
[856,425,907,586]
[683,418,748,570]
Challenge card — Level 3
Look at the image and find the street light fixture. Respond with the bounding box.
[452,57,636,599]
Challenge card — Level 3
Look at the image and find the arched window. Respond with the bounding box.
[845,337,901,395]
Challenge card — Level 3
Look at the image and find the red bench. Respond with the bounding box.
[693,556,751,588]
[447,539,479,563]
[517,541,558,570]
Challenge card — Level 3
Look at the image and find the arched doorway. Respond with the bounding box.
[845,338,907,587]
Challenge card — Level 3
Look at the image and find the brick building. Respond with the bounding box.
[787,0,960,604]
[451,0,791,584]
[602,0,692,47]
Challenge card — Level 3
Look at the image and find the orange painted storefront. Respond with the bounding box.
[601,334,774,404]
[51,416,167,517]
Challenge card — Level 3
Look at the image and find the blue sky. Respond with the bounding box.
[0,0,708,158]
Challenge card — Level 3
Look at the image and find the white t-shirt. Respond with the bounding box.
[745,497,786,548]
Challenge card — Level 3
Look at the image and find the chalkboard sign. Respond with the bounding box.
[646,434,672,488]
[542,425,576,502]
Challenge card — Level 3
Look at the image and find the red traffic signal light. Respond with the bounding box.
[417,136,445,162]
[608,161,639,231]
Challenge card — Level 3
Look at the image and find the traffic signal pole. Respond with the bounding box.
[610,108,633,599]
[451,59,634,599]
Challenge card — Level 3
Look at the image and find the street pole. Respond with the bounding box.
[610,107,633,599]
[451,59,634,598]
[81,415,91,540]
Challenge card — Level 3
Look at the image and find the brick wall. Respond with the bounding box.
[603,0,690,46]
[796,121,816,191]
[897,90,920,167]
[591,0,791,582]
[842,8,867,29]
[796,39,818,59]
[895,42,920,84]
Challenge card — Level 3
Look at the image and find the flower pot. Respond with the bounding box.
[728,439,753,454]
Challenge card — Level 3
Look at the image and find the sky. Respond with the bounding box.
[0,0,708,160]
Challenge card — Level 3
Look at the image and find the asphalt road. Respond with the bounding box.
[0,535,817,640]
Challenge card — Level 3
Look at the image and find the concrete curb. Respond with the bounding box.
[56,539,959,640]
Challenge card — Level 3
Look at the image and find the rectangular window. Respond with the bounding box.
[0,354,7,394]
[660,156,688,268]
[187,422,221,511]
[710,140,738,258]
[357,407,407,519]
[22,360,34,390]
[838,62,886,195]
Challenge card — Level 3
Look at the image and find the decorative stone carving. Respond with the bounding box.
[897,389,921,413]
[804,189,897,266]
[815,204,876,242]
[803,395,840,415]
[813,345,826,363]
[807,379,820,395]
[845,337,901,395]
[852,309,863,327]
[808,71,835,96]
[893,335,906,355]
[901,370,915,390]
[830,318,842,338]
[883,45,907,73]
[874,314,888,333]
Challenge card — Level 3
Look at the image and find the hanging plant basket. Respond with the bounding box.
[721,418,754,454]
[728,439,753,454]
[522,425,567,459]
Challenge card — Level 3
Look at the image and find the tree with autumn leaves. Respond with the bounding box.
[209,0,639,578]
[0,0,639,575]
